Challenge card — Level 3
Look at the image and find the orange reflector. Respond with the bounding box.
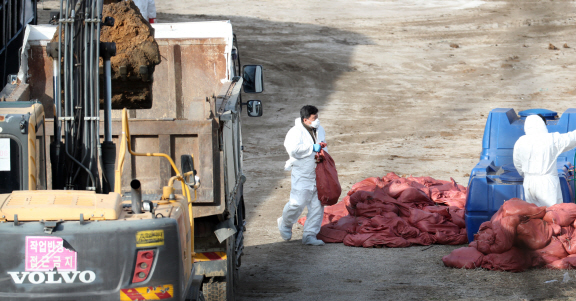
[194,251,227,262]
[120,284,173,300]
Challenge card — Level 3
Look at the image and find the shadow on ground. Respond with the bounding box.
[236,241,576,301]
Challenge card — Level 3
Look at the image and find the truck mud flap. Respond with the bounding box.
[213,218,236,243]
[0,218,186,301]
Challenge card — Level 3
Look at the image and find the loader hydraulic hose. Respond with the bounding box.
[115,109,196,257]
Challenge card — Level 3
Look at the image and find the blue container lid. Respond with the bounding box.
[501,163,517,172]
[500,170,524,182]
[518,109,557,119]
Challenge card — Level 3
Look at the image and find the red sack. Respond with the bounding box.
[443,247,484,269]
[317,215,359,243]
[515,219,553,250]
[315,143,342,206]
[355,200,399,217]
[423,206,452,220]
[343,233,373,247]
[408,208,445,227]
[473,215,520,254]
[324,201,348,223]
[347,177,387,196]
[449,207,466,228]
[536,236,569,259]
[387,178,412,198]
[547,255,576,270]
[396,187,434,208]
[317,227,348,243]
[544,203,576,226]
[559,226,576,255]
[363,233,411,248]
[406,232,435,245]
[481,247,532,272]
[347,178,378,196]
[331,215,359,232]
[382,172,401,182]
[498,198,546,219]
[434,228,468,245]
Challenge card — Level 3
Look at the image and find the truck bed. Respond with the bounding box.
[17,22,239,217]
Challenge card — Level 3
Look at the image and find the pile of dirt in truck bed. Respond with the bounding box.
[298,172,468,247]
[50,1,160,109]
[101,0,160,80]
[100,0,160,109]
[443,200,576,272]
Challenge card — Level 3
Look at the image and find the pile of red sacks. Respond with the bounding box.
[298,172,468,247]
[443,199,576,272]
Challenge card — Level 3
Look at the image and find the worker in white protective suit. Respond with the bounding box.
[278,105,327,246]
[513,114,576,207]
[130,0,156,23]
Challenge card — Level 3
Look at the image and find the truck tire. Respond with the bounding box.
[202,235,238,301]
[202,280,225,301]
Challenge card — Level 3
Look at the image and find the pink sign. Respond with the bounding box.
[25,236,77,272]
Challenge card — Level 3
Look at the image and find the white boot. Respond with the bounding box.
[302,235,325,246]
[277,217,292,241]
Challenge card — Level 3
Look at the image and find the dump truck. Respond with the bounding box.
[0,0,263,300]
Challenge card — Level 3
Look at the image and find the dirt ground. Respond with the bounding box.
[38,0,576,299]
[160,0,576,300]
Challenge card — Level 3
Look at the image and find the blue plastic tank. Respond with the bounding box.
[465,108,576,242]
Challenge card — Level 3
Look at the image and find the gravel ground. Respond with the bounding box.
[156,0,576,300]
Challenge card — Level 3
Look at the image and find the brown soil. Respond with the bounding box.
[100,0,160,109]
[100,0,160,79]
[52,0,160,109]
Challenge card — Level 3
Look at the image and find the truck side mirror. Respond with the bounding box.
[246,100,263,117]
[242,65,264,93]
[180,154,196,187]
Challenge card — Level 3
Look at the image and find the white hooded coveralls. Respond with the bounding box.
[513,115,576,207]
[282,118,327,238]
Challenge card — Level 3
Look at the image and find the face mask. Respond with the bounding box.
[310,119,320,129]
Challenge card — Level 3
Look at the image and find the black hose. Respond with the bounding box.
[64,138,95,189]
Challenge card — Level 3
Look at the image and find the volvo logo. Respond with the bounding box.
[7,270,96,284]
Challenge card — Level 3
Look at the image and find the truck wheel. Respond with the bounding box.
[202,235,238,301]
[202,279,225,301]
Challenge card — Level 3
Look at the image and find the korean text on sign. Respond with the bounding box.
[25,236,77,272]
